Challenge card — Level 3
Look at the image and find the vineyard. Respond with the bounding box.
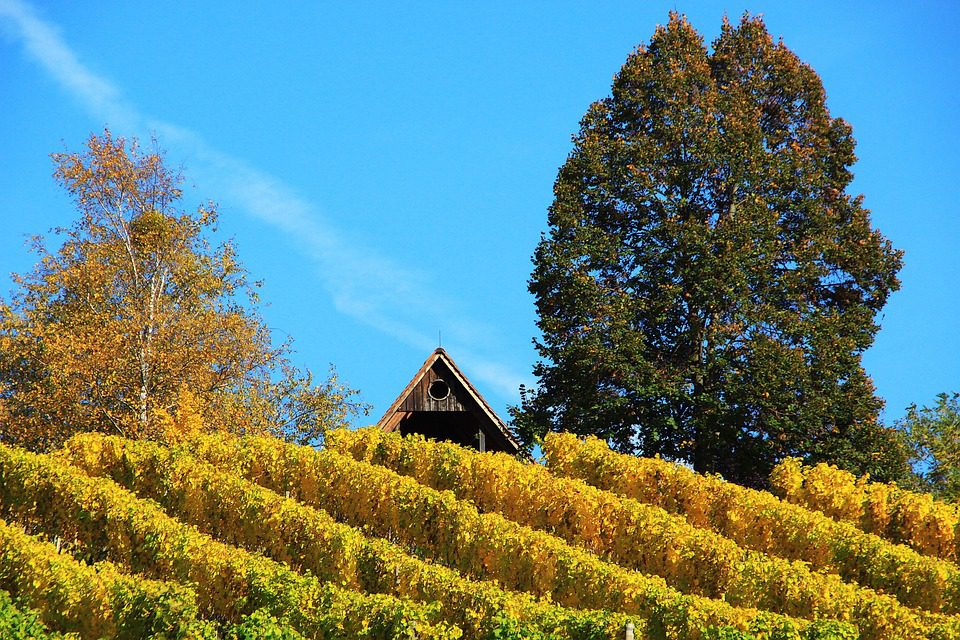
[0,429,958,639]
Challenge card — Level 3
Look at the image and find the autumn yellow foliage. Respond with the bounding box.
[0,518,212,639]
[327,427,960,640]
[539,432,960,614]
[8,427,960,639]
[0,442,459,640]
[186,431,873,640]
[0,131,366,453]
[57,432,638,640]
[771,457,960,563]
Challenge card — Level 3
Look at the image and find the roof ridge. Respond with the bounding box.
[374,348,525,456]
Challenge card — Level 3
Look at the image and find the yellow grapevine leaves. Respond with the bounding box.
[0,517,212,640]
[189,431,857,640]
[17,427,960,640]
[58,433,636,640]
[0,443,459,640]
[771,457,960,564]
[326,428,958,640]
[541,432,960,615]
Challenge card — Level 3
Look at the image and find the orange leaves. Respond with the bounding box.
[2,132,365,453]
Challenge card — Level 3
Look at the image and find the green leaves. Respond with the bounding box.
[0,589,76,640]
[898,392,960,499]
[520,14,905,486]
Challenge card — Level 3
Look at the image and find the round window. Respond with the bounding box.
[428,379,450,401]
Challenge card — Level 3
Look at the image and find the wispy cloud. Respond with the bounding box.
[0,0,136,130]
[0,0,531,401]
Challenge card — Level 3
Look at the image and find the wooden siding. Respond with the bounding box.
[400,360,468,412]
[376,347,528,458]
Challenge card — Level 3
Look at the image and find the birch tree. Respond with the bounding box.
[0,131,366,450]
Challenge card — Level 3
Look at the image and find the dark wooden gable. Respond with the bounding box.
[376,348,523,456]
[399,359,468,413]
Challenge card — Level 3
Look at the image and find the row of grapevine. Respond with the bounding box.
[0,443,459,640]
[0,517,211,640]
[325,428,957,639]
[57,433,639,640]
[182,432,859,640]
[0,521,310,640]
[539,432,960,613]
[771,457,960,563]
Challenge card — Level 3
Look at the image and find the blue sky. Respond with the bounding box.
[1,1,957,430]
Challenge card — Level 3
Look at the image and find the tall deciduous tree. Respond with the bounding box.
[0,131,367,451]
[515,14,907,486]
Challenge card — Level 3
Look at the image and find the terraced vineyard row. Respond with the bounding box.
[55,434,633,640]
[0,428,955,639]
[325,429,960,639]
[539,432,960,612]
[0,442,456,640]
[770,456,960,562]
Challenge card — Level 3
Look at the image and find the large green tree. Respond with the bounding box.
[0,131,367,451]
[515,14,907,486]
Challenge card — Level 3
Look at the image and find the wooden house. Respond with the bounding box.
[375,348,524,455]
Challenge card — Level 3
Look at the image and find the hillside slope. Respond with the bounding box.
[0,429,951,639]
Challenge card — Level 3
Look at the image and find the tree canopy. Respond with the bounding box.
[0,131,367,451]
[898,392,960,499]
[514,14,907,487]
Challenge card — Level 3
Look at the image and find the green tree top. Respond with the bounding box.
[515,13,906,487]
[898,392,960,499]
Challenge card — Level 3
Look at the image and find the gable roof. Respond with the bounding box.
[375,347,525,455]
